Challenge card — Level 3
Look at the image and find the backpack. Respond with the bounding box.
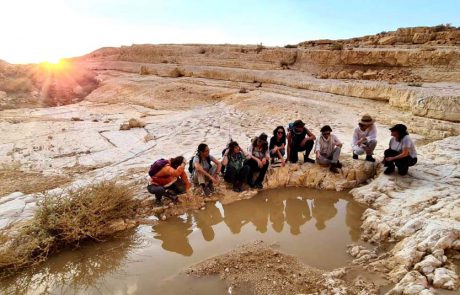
[148,159,169,177]
[188,155,212,174]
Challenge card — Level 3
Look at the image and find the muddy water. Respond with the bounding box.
[1,188,368,295]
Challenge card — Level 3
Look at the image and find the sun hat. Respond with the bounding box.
[359,114,375,125]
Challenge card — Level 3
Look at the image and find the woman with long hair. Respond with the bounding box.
[383,124,417,175]
[269,126,286,166]
[245,133,270,189]
[222,141,251,192]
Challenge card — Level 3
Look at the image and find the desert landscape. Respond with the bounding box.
[0,24,459,294]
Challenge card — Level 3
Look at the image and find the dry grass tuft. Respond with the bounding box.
[168,67,185,78]
[139,65,151,75]
[330,43,343,50]
[0,181,137,278]
[407,82,423,87]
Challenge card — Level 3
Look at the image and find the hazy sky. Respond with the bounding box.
[1,0,458,63]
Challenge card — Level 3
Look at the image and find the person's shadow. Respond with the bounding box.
[153,215,194,256]
[311,197,338,231]
[193,202,224,241]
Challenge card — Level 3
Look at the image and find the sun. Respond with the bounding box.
[39,58,71,73]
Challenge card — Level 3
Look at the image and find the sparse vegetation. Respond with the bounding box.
[407,82,423,87]
[198,48,206,54]
[139,65,151,75]
[256,43,265,54]
[169,67,185,78]
[284,44,298,49]
[0,181,136,277]
[433,23,452,32]
[239,87,248,94]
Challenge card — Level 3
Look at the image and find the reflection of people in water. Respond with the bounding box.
[153,215,194,256]
[268,195,285,232]
[252,196,270,233]
[345,201,364,241]
[311,197,338,230]
[193,202,223,241]
[285,196,311,235]
[222,201,251,234]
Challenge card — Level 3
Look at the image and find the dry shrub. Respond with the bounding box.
[256,43,265,54]
[128,118,146,128]
[408,82,423,87]
[284,44,298,48]
[239,87,248,94]
[0,181,136,278]
[168,67,185,78]
[139,65,150,75]
[198,48,206,54]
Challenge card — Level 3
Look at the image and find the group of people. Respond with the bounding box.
[147,114,418,205]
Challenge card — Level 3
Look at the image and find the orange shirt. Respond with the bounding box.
[150,164,191,191]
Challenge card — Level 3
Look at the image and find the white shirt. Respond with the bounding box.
[352,125,377,149]
[389,135,417,158]
[315,134,342,155]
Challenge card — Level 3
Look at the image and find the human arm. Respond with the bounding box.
[366,125,377,142]
[385,148,409,162]
[334,135,343,148]
[211,156,222,176]
[222,150,229,166]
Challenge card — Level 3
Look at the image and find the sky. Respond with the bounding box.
[1,0,459,64]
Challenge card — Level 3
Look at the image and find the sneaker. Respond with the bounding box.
[202,186,212,197]
[304,157,315,164]
[384,166,395,175]
[366,155,376,162]
[155,199,163,207]
[336,161,343,169]
[352,153,358,160]
[329,164,339,174]
[254,183,263,189]
[207,182,215,192]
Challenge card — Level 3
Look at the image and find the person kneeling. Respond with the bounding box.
[269,126,286,166]
[191,143,222,197]
[222,141,251,192]
[352,114,377,162]
[148,156,190,206]
[315,125,343,173]
[383,124,417,176]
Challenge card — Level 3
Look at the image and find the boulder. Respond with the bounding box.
[378,35,397,45]
[413,33,433,44]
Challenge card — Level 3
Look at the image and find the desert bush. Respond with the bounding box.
[330,43,343,51]
[284,44,298,48]
[0,181,136,277]
[239,87,248,94]
[256,43,265,54]
[198,48,206,54]
[169,67,185,78]
[433,23,452,32]
[407,82,423,87]
[139,65,150,75]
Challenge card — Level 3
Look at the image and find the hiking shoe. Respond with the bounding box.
[155,199,163,207]
[329,164,339,174]
[366,155,376,162]
[384,166,395,175]
[233,186,242,193]
[207,182,215,192]
[352,153,358,160]
[202,186,212,197]
[254,183,263,189]
[336,161,343,169]
[304,157,315,164]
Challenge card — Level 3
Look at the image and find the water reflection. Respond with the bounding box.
[0,230,140,295]
[153,216,194,256]
[152,189,365,256]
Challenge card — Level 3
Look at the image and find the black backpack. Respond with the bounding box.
[188,155,212,174]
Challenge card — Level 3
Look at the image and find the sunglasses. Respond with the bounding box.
[322,132,331,136]
[277,131,284,134]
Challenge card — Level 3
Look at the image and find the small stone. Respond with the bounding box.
[225,268,230,273]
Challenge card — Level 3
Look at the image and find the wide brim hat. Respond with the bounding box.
[293,119,305,128]
[258,133,268,143]
[359,114,375,125]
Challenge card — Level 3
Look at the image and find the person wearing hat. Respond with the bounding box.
[383,124,417,175]
[315,125,343,173]
[246,133,270,189]
[352,114,377,162]
[287,119,316,164]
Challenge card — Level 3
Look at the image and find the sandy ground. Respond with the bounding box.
[0,66,459,293]
[187,241,379,295]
